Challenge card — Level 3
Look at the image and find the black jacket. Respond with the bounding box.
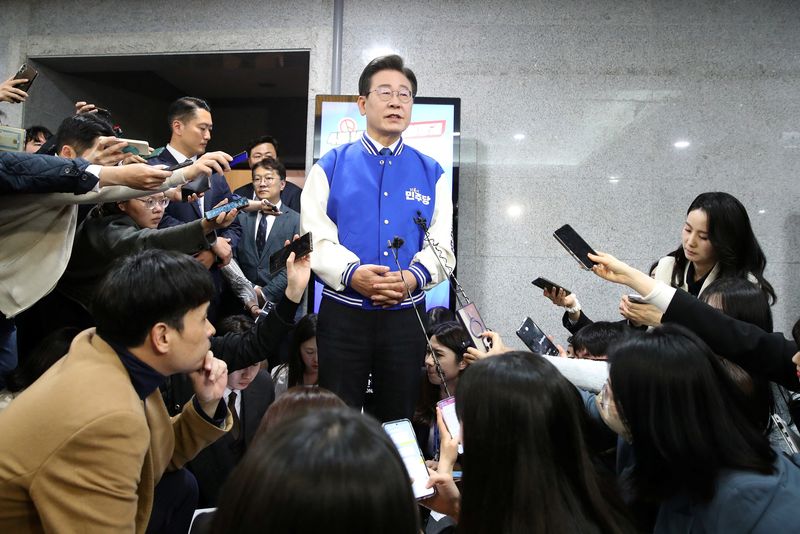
[662,288,799,391]
[0,152,97,194]
[161,295,299,416]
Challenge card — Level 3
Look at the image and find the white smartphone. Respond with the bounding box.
[436,396,463,454]
[118,138,152,156]
[382,419,435,500]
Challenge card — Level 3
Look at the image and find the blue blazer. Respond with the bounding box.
[150,149,242,249]
[234,206,300,304]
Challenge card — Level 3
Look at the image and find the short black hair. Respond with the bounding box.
[251,157,286,181]
[167,96,211,129]
[212,408,420,534]
[54,113,115,156]
[25,125,53,145]
[571,321,627,358]
[92,250,214,347]
[215,315,254,337]
[246,135,279,157]
[358,54,417,97]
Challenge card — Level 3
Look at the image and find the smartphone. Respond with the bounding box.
[553,224,598,270]
[436,396,464,454]
[627,294,647,304]
[269,232,312,274]
[204,195,249,220]
[772,414,800,455]
[532,277,572,296]
[0,125,25,152]
[182,174,210,201]
[229,151,248,168]
[456,302,491,352]
[516,317,560,356]
[165,159,193,172]
[382,419,435,500]
[13,63,38,93]
[118,138,152,156]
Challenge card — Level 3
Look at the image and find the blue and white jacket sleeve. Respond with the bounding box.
[300,163,361,291]
[411,173,455,289]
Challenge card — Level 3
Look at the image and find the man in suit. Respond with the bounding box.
[235,157,300,306]
[152,96,242,321]
[0,250,232,533]
[187,315,275,507]
[233,135,302,213]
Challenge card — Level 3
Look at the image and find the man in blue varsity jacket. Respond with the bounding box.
[300,55,454,422]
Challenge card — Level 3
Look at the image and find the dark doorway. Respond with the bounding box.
[22,51,310,169]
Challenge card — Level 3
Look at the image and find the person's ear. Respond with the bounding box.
[149,322,170,355]
[457,359,467,371]
[357,95,367,116]
[172,119,184,136]
[59,145,77,159]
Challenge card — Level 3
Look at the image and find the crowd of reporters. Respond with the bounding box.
[2,66,800,534]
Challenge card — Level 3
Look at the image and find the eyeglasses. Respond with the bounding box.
[134,197,169,210]
[254,175,278,183]
[368,85,413,103]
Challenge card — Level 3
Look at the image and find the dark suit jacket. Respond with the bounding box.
[234,206,300,304]
[662,288,798,391]
[188,370,274,507]
[150,149,242,248]
[233,180,302,213]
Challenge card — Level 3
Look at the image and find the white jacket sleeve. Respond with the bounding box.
[411,174,455,289]
[300,164,360,291]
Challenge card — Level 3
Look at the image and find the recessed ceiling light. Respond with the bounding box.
[507,204,523,217]
[673,140,691,149]
[608,176,620,184]
[758,209,766,214]
[513,133,525,141]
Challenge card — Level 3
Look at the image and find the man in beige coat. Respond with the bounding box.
[0,249,233,533]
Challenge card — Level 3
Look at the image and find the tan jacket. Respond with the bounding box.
[0,329,230,533]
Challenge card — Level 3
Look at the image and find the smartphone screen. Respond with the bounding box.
[436,396,464,454]
[269,232,312,274]
[204,195,249,220]
[516,317,560,356]
[229,151,248,168]
[383,419,435,500]
[553,224,597,270]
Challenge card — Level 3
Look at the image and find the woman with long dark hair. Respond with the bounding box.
[596,325,800,531]
[656,191,775,302]
[412,321,469,459]
[428,351,634,533]
[545,191,775,330]
[271,313,318,396]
